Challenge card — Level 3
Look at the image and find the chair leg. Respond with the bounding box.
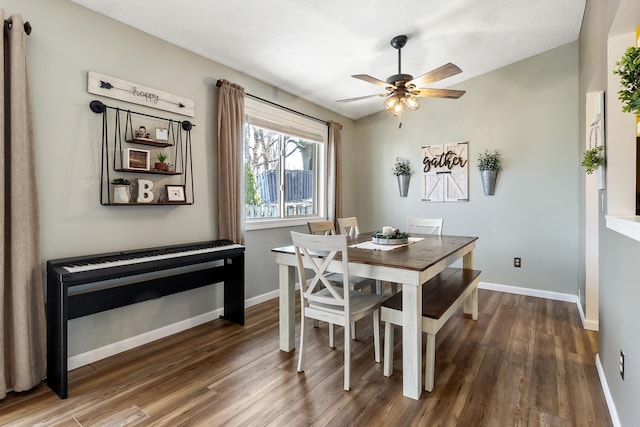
[329,323,335,348]
[375,280,383,294]
[383,322,394,377]
[373,309,381,363]
[297,315,306,373]
[424,333,436,392]
[344,320,351,391]
[313,319,320,328]
[391,283,398,294]
[351,321,356,340]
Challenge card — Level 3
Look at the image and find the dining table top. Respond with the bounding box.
[271,232,478,272]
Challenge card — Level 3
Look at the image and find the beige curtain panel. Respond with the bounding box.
[217,80,246,245]
[0,11,46,399]
[328,121,343,230]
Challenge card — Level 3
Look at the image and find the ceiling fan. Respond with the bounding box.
[337,35,466,120]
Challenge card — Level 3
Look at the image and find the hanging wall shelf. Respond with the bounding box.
[90,100,195,206]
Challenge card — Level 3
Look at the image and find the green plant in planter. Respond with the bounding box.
[111,178,131,185]
[477,150,501,171]
[392,157,412,176]
[156,151,168,163]
[613,46,640,117]
[582,145,604,174]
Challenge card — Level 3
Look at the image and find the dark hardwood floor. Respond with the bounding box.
[0,290,612,426]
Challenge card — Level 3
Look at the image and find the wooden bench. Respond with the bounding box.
[381,267,481,392]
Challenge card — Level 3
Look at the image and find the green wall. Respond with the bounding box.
[353,42,579,296]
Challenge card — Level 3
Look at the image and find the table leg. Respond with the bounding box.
[402,284,422,400]
[279,264,296,351]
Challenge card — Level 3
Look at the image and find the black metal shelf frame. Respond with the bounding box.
[90,100,195,205]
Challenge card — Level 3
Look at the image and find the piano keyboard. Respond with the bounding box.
[63,242,243,273]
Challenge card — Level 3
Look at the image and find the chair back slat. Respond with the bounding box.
[307,220,336,236]
[407,218,443,235]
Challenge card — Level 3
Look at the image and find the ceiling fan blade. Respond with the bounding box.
[414,88,466,99]
[406,63,462,88]
[336,93,387,103]
[352,74,395,89]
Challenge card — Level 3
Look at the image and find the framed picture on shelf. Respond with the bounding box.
[155,127,169,141]
[123,148,150,171]
[166,185,186,202]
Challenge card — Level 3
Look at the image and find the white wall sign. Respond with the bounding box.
[88,71,195,117]
[422,142,469,202]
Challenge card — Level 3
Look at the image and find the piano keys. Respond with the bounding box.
[46,240,245,399]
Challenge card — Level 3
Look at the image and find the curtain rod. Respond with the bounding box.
[216,79,329,126]
[4,19,31,35]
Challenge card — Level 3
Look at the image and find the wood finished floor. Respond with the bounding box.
[0,290,612,426]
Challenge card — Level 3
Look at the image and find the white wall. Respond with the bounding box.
[353,42,579,295]
[6,0,355,359]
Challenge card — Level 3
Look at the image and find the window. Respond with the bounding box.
[244,98,327,230]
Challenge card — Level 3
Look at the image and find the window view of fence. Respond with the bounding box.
[245,123,319,220]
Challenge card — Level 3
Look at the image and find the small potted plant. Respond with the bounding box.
[613,46,640,117]
[477,150,500,195]
[155,151,169,171]
[392,157,412,197]
[111,178,131,204]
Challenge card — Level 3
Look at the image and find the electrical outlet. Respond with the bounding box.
[514,257,521,268]
[620,350,625,380]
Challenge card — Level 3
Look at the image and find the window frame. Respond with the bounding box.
[244,98,328,231]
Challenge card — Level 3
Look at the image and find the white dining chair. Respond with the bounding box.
[307,220,376,336]
[337,216,360,238]
[291,231,383,390]
[407,218,443,235]
[307,220,336,236]
[307,221,375,294]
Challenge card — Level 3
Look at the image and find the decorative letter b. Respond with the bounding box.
[137,179,154,203]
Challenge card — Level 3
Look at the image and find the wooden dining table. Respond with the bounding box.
[271,232,478,400]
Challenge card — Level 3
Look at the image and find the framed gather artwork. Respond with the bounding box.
[422,142,469,202]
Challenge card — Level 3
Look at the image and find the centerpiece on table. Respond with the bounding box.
[372,226,409,245]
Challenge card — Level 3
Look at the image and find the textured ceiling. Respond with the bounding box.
[71,0,586,120]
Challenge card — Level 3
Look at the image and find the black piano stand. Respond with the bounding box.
[46,252,244,399]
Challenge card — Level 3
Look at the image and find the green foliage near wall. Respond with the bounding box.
[614,46,640,117]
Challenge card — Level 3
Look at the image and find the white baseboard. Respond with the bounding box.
[596,353,622,427]
[479,281,599,330]
[576,297,599,331]
[67,290,280,371]
[479,281,577,303]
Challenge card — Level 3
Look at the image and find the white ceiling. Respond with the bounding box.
[71,0,586,120]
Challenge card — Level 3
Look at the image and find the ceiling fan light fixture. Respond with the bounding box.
[384,95,399,110]
[405,96,420,110]
[392,102,404,116]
